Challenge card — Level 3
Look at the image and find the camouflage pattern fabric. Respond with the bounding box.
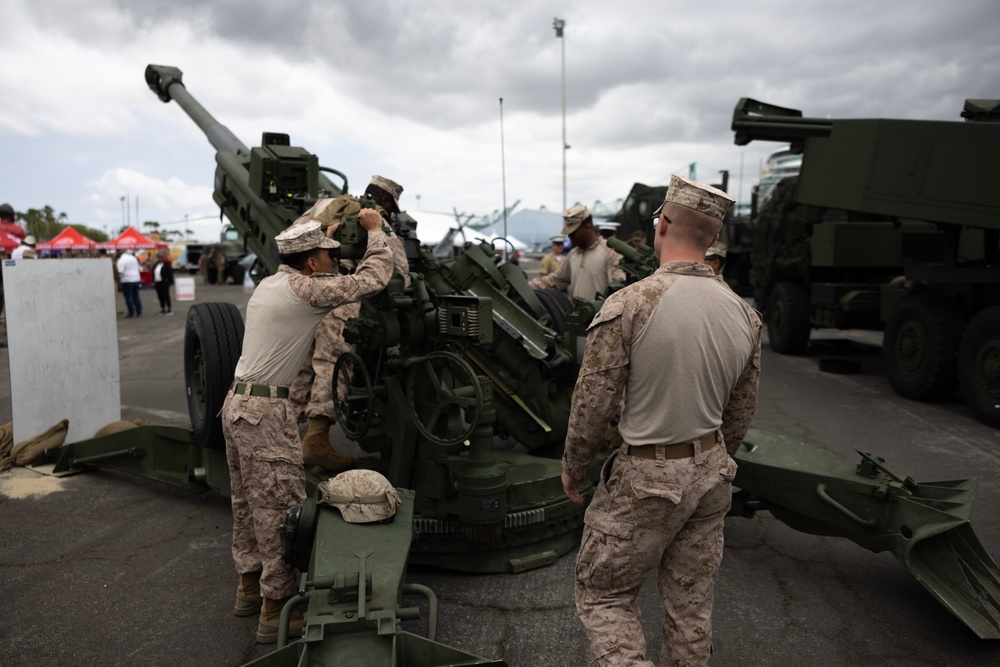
[577,444,736,666]
[289,302,360,420]
[222,390,306,600]
[563,261,761,666]
[289,217,407,420]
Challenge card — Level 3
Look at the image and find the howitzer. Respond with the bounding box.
[34,67,1000,660]
[144,63,591,573]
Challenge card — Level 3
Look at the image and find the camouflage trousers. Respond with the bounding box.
[222,389,306,600]
[289,303,359,421]
[575,441,736,667]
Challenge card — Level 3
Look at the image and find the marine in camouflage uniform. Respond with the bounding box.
[290,177,410,464]
[222,214,392,642]
[539,235,566,277]
[562,175,761,666]
[529,205,625,300]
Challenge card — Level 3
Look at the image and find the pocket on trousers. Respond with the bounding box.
[230,408,263,427]
[576,518,631,590]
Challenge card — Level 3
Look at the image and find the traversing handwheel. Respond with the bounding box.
[405,351,484,446]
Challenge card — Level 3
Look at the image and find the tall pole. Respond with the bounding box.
[500,98,508,242]
[553,18,567,212]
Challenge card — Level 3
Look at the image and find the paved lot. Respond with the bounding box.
[1,277,998,666]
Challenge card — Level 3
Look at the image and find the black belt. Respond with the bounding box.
[231,381,289,399]
[626,432,717,460]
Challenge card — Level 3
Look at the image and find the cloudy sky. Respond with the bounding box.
[2,0,998,243]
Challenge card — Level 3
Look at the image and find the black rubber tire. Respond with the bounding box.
[228,263,246,286]
[184,302,245,450]
[766,281,811,354]
[958,306,1000,428]
[882,292,963,401]
[534,288,575,336]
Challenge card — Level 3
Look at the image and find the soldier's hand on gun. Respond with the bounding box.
[358,208,382,232]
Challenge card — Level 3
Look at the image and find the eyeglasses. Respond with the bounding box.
[651,214,660,230]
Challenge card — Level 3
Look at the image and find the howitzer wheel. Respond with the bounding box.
[184,302,244,450]
[406,351,484,446]
[333,351,375,440]
[959,306,1000,428]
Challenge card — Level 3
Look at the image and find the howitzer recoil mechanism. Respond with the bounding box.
[33,69,1000,664]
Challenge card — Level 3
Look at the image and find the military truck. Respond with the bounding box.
[733,98,1000,427]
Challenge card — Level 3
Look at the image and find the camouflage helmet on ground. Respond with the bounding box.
[318,469,401,523]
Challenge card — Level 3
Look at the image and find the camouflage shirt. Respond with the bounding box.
[562,261,762,481]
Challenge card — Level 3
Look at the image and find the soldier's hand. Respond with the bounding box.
[358,208,382,232]
[326,222,339,238]
[561,472,584,506]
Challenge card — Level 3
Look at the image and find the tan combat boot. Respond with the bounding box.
[301,417,353,470]
[234,571,263,616]
[256,596,304,644]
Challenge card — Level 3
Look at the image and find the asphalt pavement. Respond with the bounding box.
[1,270,999,666]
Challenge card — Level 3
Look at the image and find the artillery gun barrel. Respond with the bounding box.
[145,64,343,197]
[145,64,250,156]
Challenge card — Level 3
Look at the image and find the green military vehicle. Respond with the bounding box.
[733,98,1000,427]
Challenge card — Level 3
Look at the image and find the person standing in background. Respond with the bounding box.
[153,251,175,316]
[117,250,143,318]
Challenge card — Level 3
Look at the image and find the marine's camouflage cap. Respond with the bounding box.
[654,174,734,221]
[561,205,592,236]
[369,175,404,207]
[550,234,565,243]
[275,220,339,254]
[318,469,401,524]
[706,241,729,259]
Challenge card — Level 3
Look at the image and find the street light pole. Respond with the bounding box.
[553,17,567,212]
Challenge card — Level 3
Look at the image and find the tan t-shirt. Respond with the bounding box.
[529,237,624,300]
[562,261,762,480]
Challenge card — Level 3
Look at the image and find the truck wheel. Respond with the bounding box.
[883,292,962,401]
[959,306,1000,427]
[184,302,245,450]
[767,282,811,354]
[229,263,245,285]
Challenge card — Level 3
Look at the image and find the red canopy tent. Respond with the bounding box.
[36,226,98,251]
[97,226,167,251]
